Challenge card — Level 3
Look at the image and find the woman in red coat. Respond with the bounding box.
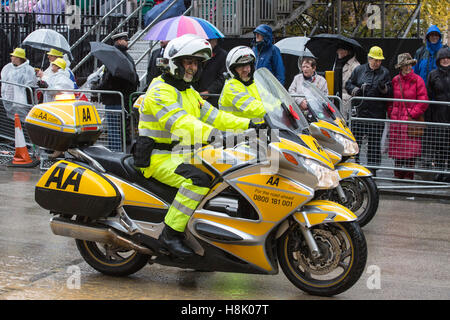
[388,53,428,179]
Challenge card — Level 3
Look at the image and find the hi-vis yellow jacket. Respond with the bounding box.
[139,76,250,147]
[218,78,266,122]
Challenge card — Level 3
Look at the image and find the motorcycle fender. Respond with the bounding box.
[293,200,357,227]
[336,162,372,179]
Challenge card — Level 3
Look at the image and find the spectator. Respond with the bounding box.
[92,32,139,152]
[289,57,328,111]
[193,38,227,107]
[387,53,428,180]
[333,43,360,118]
[41,49,77,89]
[252,24,285,85]
[218,46,265,122]
[413,25,446,85]
[345,46,392,175]
[426,47,450,180]
[146,40,169,87]
[37,57,74,102]
[0,47,37,121]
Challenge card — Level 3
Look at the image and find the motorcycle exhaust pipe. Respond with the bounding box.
[50,217,153,255]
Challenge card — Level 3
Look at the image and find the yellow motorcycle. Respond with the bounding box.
[297,81,379,227]
[25,73,367,296]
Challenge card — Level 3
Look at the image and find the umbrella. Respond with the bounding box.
[305,34,366,66]
[89,42,136,83]
[143,0,186,27]
[275,37,316,59]
[22,28,72,59]
[143,16,225,41]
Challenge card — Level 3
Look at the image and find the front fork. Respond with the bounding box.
[298,224,321,258]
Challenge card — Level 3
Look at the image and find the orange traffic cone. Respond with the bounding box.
[7,114,39,168]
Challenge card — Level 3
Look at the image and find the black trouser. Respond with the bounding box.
[352,119,384,166]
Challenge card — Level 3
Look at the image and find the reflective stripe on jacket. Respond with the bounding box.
[218,78,265,122]
[139,76,249,146]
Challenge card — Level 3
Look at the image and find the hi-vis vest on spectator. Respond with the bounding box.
[218,78,265,123]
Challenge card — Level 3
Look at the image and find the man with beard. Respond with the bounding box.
[92,32,139,152]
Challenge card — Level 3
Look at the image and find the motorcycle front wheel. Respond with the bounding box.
[341,177,379,227]
[277,221,367,296]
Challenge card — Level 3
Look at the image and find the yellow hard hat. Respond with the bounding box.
[10,48,26,60]
[47,48,64,57]
[51,57,66,70]
[368,46,385,60]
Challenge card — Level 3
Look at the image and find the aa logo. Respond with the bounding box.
[45,162,86,192]
[266,176,279,186]
[82,107,92,122]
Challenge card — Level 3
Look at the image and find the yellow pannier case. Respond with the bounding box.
[25,94,103,151]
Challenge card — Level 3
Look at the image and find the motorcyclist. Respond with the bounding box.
[138,35,256,258]
[218,46,266,123]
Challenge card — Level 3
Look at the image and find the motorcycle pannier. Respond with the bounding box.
[35,160,122,218]
[25,95,103,151]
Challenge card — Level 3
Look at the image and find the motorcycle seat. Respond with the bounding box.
[81,146,177,204]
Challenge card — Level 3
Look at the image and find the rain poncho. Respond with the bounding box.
[42,69,75,102]
[42,65,77,89]
[0,60,37,121]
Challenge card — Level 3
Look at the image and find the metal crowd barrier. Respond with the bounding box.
[0,80,37,165]
[348,96,450,187]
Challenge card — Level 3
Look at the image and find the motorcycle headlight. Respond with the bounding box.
[333,133,359,156]
[304,158,340,189]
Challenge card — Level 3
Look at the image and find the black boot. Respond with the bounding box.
[159,224,194,258]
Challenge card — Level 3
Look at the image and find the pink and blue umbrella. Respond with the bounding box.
[143,16,225,41]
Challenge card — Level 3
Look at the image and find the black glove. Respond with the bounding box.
[352,87,362,96]
[248,120,268,131]
[377,81,388,93]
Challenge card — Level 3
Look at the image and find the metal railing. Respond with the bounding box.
[348,96,450,186]
[192,0,294,36]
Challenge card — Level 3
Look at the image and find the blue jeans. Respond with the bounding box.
[105,104,123,152]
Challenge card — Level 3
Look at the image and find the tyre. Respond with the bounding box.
[74,217,149,277]
[277,221,367,296]
[337,177,379,227]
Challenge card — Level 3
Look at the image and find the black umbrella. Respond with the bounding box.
[89,42,136,83]
[306,34,366,69]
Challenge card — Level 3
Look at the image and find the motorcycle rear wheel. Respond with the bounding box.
[277,221,367,296]
[74,217,149,276]
[76,239,149,276]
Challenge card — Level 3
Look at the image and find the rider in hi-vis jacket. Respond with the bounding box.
[218,46,266,123]
[138,35,256,258]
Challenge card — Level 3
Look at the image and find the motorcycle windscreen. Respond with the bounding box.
[35,160,122,218]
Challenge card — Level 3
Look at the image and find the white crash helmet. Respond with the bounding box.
[163,34,212,81]
[226,46,256,78]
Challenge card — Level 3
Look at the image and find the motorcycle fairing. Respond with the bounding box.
[187,167,314,273]
[293,200,357,227]
[335,162,373,179]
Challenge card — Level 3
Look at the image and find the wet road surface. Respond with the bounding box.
[1,166,449,300]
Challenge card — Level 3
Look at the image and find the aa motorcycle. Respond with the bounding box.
[25,69,367,297]
[296,81,379,227]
